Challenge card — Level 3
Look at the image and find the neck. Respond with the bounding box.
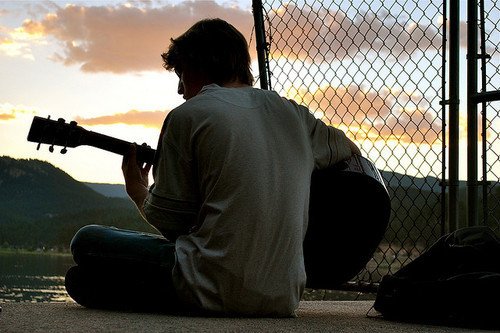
[222,80,250,88]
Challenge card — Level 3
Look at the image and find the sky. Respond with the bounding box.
[0,0,498,184]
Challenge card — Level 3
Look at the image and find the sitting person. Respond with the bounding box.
[65,18,360,316]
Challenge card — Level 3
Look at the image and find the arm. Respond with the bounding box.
[287,98,360,166]
[122,143,197,241]
[122,144,151,220]
[306,109,361,166]
[122,145,183,241]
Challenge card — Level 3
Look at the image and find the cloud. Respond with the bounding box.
[16,1,476,73]
[75,110,167,128]
[286,84,442,145]
[0,113,15,121]
[288,83,494,145]
[21,1,253,73]
[0,103,36,121]
[0,20,46,60]
[268,4,444,62]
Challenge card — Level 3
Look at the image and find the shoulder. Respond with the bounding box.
[168,86,227,121]
[164,98,212,131]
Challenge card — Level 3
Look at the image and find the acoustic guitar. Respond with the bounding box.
[28,116,390,289]
[305,154,391,289]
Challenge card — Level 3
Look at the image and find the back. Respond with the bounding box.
[149,84,352,316]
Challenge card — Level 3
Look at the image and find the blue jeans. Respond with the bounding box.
[65,225,183,312]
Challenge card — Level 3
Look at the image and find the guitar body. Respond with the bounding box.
[304,155,391,289]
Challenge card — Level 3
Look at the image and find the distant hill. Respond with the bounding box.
[84,169,463,199]
[85,183,128,198]
[0,156,157,250]
[84,169,448,199]
[0,156,497,251]
[380,170,468,192]
[0,156,110,221]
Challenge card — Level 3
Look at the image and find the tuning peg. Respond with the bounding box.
[49,145,54,153]
[58,118,65,123]
[36,142,41,151]
[61,147,67,154]
[69,121,77,127]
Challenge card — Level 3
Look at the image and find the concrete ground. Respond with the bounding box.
[0,301,490,332]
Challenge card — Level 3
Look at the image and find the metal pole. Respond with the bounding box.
[448,0,460,232]
[473,91,500,103]
[479,0,488,225]
[467,0,479,227]
[252,0,269,90]
[441,0,447,236]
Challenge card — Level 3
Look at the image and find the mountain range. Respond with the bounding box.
[84,168,453,198]
[0,156,497,250]
[82,157,476,198]
[85,182,128,198]
[0,156,156,250]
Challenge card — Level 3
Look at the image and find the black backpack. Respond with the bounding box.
[374,226,500,329]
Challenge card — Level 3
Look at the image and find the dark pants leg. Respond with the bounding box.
[65,224,182,312]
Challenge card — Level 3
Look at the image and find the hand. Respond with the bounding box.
[122,144,152,210]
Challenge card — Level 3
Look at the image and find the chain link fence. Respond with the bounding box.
[480,1,500,231]
[255,0,446,288]
[254,0,500,292]
[254,0,500,290]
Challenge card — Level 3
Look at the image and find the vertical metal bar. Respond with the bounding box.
[479,0,488,225]
[441,0,447,236]
[252,0,269,90]
[448,0,460,232]
[467,0,479,227]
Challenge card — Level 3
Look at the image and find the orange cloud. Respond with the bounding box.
[0,103,36,121]
[22,1,253,73]
[0,113,15,121]
[1,18,46,59]
[75,110,167,128]
[268,4,443,62]
[457,113,494,141]
[286,84,442,145]
[17,1,476,73]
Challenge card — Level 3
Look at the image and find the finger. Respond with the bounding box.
[140,163,152,187]
[122,144,136,171]
[143,163,152,174]
[130,143,138,159]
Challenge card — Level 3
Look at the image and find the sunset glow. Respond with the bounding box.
[0,0,494,184]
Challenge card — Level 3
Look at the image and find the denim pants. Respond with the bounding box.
[65,224,183,312]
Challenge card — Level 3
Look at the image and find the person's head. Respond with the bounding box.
[161,18,253,99]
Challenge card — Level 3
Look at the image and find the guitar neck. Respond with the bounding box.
[27,116,157,164]
[83,130,156,164]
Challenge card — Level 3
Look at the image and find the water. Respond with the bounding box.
[0,251,376,303]
[0,251,75,303]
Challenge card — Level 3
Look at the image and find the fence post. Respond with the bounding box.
[467,0,479,227]
[252,0,270,90]
[448,0,461,232]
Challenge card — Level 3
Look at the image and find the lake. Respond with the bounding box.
[0,251,377,303]
[0,251,74,303]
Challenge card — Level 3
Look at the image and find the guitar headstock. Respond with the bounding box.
[27,116,86,154]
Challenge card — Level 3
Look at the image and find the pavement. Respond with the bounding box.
[0,301,490,332]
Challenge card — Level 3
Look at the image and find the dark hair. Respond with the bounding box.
[161,18,253,86]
